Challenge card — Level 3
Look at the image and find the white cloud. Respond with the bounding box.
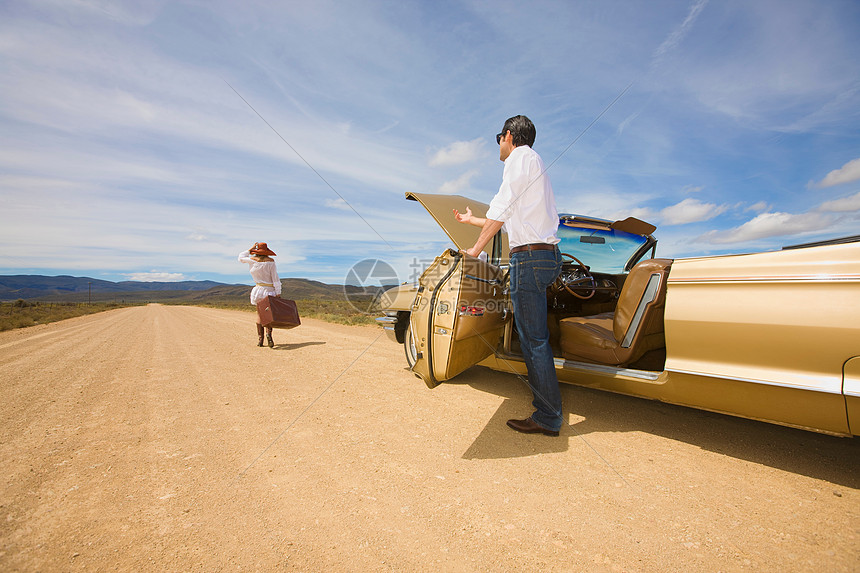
[746,201,769,212]
[437,170,480,195]
[616,111,641,136]
[660,198,727,225]
[325,198,352,211]
[124,272,188,282]
[0,18,428,196]
[813,157,860,188]
[698,211,833,244]
[652,0,709,64]
[817,191,860,213]
[627,207,659,223]
[668,3,860,132]
[429,139,485,167]
[40,0,164,26]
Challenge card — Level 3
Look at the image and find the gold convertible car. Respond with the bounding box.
[377,192,860,437]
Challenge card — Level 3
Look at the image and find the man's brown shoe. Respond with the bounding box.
[506,417,559,437]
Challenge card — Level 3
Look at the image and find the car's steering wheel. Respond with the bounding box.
[556,252,596,300]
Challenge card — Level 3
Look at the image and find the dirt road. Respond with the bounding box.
[0,304,857,571]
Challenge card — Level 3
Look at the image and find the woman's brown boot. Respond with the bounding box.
[256,323,265,347]
[266,327,274,348]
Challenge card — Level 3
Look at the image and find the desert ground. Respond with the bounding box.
[0,304,857,572]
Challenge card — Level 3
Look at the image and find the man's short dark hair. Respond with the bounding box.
[502,115,536,147]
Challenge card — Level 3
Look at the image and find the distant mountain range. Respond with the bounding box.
[0,275,230,300]
[0,275,395,302]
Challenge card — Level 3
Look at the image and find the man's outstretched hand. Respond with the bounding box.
[453,206,473,224]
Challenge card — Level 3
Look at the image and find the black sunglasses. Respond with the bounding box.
[496,131,506,144]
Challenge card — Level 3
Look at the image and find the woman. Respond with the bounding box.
[238,242,281,347]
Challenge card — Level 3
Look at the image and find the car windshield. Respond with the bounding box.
[557,215,650,273]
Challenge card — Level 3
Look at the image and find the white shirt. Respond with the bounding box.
[238,250,282,305]
[485,145,559,248]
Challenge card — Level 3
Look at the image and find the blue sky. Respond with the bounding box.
[1,0,858,287]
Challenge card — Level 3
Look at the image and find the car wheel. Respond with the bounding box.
[403,320,418,368]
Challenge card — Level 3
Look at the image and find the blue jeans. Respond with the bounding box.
[509,247,563,432]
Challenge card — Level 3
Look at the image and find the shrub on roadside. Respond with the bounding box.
[0,301,138,332]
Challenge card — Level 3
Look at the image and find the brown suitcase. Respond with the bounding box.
[256,296,301,329]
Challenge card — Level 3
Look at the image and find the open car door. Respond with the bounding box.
[409,249,507,388]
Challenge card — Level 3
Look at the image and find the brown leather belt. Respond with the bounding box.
[510,243,557,254]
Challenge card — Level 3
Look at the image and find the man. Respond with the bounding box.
[453,115,563,437]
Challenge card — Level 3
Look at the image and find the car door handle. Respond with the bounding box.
[464,274,501,286]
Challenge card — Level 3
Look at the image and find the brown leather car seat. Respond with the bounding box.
[559,258,672,366]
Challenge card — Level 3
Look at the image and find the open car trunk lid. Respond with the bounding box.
[406,192,510,259]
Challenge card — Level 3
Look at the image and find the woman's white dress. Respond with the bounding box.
[238,250,281,305]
